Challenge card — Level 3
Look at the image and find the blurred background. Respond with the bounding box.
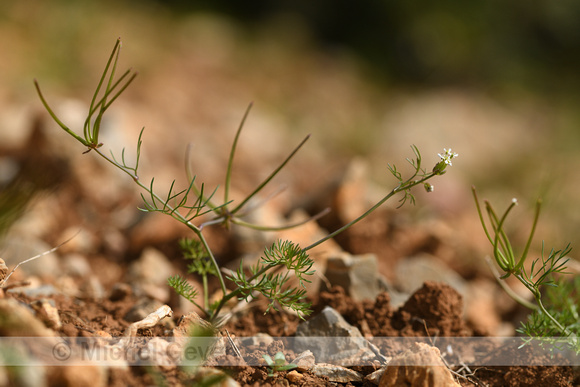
[1,0,580,255]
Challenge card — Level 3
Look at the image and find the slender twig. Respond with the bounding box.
[0,231,79,288]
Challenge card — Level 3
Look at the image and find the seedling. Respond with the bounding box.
[473,187,579,352]
[262,351,296,377]
[35,38,456,324]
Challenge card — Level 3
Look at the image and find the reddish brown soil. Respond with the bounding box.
[2,281,575,386]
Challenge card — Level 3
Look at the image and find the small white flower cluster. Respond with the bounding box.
[438,148,459,166]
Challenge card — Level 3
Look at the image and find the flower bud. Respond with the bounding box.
[432,161,447,175]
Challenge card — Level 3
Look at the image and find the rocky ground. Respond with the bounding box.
[0,112,578,386]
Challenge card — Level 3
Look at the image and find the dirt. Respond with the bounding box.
[2,279,576,386]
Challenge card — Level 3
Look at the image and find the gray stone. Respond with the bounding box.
[127,247,174,301]
[124,298,165,323]
[61,254,92,277]
[366,367,386,385]
[395,253,466,295]
[394,253,467,304]
[239,333,273,347]
[0,236,61,280]
[8,284,60,298]
[290,350,315,371]
[322,252,383,301]
[294,306,369,363]
[311,363,363,383]
[79,275,105,299]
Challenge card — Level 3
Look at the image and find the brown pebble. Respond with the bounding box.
[286,370,302,383]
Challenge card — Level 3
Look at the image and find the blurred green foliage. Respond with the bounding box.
[152,0,580,94]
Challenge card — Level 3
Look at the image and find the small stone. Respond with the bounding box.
[30,299,62,329]
[61,254,92,277]
[127,247,174,302]
[0,258,9,283]
[102,228,128,256]
[366,367,386,385]
[239,332,274,347]
[394,253,467,298]
[286,370,302,383]
[0,298,56,337]
[57,227,96,255]
[294,306,368,363]
[7,280,61,298]
[291,350,315,371]
[379,342,460,387]
[109,282,133,301]
[333,347,380,366]
[145,337,179,369]
[124,298,165,322]
[311,363,363,383]
[55,276,80,297]
[79,275,105,299]
[0,236,61,280]
[322,252,383,301]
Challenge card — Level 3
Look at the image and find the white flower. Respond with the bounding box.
[438,148,459,166]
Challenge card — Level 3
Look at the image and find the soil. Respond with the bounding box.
[1,280,575,386]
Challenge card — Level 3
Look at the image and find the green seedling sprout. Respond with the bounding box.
[262,352,297,377]
[35,38,456,324]
[472,187,578,351]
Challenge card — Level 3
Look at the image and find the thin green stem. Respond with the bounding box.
[230,134,310,215]
[202,272,209,311]
[86,38,121,143]
[230,207,330,232]
[224,102,253,207]
[210,262,275,321]
[195,230,227,296]
[516,198,541,270]
[472,187,495,245]
[536,294,570,336]
[488,200,518,271]
[185,144,218,211]
[485,257,538,310]
[303,173,434,252]
[486,209,511,271]
[34,80,89,147]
